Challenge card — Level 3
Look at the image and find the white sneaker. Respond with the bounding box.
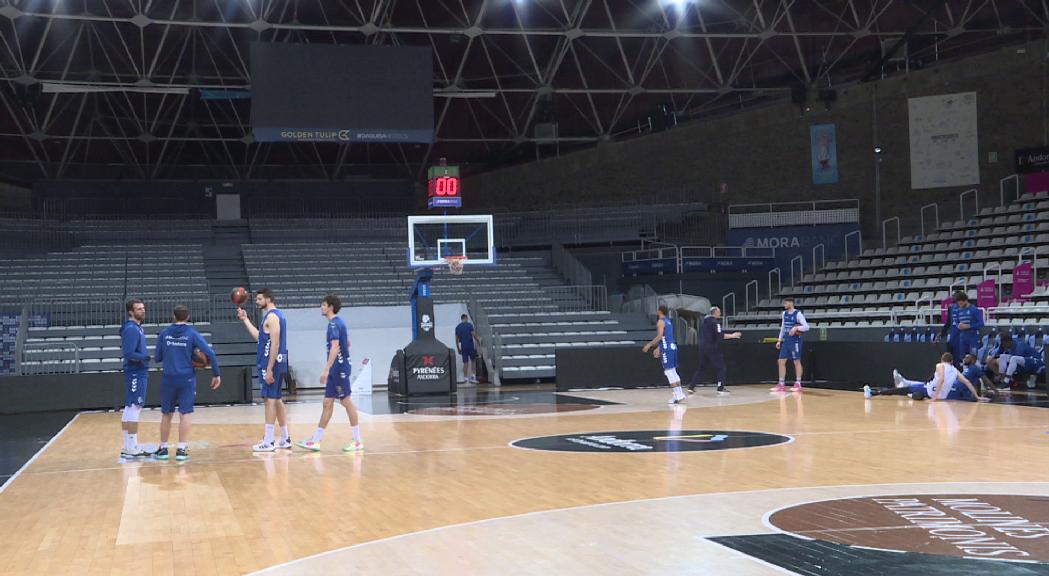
[892,370,904,388]
[252,441,276,452]
[275,438,293,450]
[668,396,687,405]
[120,446,149,458]
[863,385,873,399]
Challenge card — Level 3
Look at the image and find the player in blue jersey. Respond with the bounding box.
[774,296,809,393]
[153,305,220,461]
[940,292,983,365]
[119,298,151,458]
[456,314,482,384]
[988,334,1045,389]
[238,288,292,452]
[297,295,364,453]
[643,305,686,404]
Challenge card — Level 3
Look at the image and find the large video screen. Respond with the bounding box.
[251,42,433,143]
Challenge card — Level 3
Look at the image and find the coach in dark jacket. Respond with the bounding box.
[687,306,742,395]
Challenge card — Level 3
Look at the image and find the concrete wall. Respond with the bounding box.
[471,40,1049,241]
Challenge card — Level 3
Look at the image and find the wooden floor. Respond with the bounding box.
[2,386,1049,575]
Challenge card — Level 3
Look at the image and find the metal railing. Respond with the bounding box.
[844,230,863,262]
[679,246,776,259]
[551,243,594,287]
[544,285,608,312]
[959,188,979,223]
[727,199,860,228]
[882,216,901,249]
[467,292,501,387]
[1001,174,1020,207]
[920,203,939,238]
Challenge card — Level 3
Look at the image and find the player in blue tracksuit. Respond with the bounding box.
[775,296,809,392]
[456,314,482,384]
[238,288,292,452]
[989,334,1045,389]
[643,305,687,404]
[153,305,220,462]
[686,306,742,396]
[297,294,364,453]
[940,292,983,365]
[119,298,150,458]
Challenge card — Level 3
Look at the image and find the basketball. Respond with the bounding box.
[192,349,210,369]
[231,286,249,306]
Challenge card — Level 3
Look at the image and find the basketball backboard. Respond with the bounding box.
[407,214,495,267]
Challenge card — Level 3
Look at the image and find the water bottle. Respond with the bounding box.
[1038,328,1044,347]
[1027,330,1037,349]
[904,329,913,343]
[893,329,902,343]
[927,327,936,343]
[884,329,894,343]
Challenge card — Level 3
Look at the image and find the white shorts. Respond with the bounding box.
[664,368,681,384]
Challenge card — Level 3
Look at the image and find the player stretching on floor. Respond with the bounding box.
[153,305,221,461]
[120,298,150,458]
[238,288,292,452]
[773,296,808,392]
[297,295,364,452]
[643,305,686,405]
[864,353,986,402]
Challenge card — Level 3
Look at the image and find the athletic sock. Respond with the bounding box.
[281,425,290,442]
[263,424,275,444]
[794,380,802,386]
[672,386,684,400]
[312,427,325,443]
[177,443,187,450]
[122,431,130,450]
[160,442,169,449]
[351,426,361,443]
[778,380,785,386]
[128,433,137,449]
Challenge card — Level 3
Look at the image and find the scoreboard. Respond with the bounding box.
[427,164,461,209]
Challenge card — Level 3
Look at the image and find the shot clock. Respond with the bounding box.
[427,164,462,209]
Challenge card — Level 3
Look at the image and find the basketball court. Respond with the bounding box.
[2,385,1048,575]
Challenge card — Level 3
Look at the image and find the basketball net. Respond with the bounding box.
[444,255,466,275]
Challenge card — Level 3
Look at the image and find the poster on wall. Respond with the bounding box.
[908,92,979,189]
[810,123,839,184]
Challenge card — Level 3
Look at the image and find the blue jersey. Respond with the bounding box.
[326,316,351,376]
[962,362,985,382]
[455,322,476,350]
[154,323,219,378]
[659,317,678,368]
[257,308,289,371]
[120,320,150,373]
[780,309,807,341]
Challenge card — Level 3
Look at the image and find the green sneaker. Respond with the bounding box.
[342,441,364,452]
[154,447,169,460]
[175,448,189,461]
[296,440,322,452]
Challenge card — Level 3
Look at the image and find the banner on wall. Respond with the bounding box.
[976,279,998,309]
[1013,262,1035,299]
[908,92,979,189]
[727,223,860,270]
[1016,146,1049,174]
[810,123,839,184]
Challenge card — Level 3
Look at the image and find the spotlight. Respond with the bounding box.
[874,146,882,155]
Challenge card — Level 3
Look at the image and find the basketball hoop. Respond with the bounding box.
[444,255,467,275]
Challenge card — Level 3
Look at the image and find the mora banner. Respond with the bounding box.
[976,279,998,309]
[1013,262,1035,299]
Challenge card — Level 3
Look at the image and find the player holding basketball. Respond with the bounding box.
[238,288,292,452]
[773,296,808,392]
[864,353,986,402]
[296,295,363,452]
[643,305,686,405]
[119,298,150,458]
[153,305,221,461]
[456,314,482,384]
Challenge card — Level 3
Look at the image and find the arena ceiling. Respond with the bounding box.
[0,0,1043,182]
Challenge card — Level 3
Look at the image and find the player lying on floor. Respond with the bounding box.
[863,352,990,402]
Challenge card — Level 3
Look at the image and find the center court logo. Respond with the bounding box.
[768,494,1049,562]
[510,430,792,453]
